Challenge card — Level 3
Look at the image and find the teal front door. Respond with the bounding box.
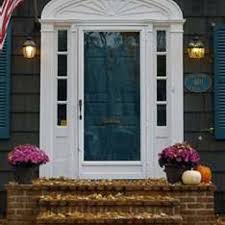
[83,31,140,162]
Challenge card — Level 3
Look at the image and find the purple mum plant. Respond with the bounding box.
[159,142,200,169]
[8,144,49,167]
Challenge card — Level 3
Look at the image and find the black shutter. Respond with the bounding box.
[0,25,11,139]
[214,25,225,139]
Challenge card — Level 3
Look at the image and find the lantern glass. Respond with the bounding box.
[187,37,205,59]
[22,38,37,59]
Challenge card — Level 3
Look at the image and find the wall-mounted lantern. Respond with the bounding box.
[22,37,37,59]
[187,36,205,59]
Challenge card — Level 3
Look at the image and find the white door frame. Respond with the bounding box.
[40,0,184,179]
[77,25,150,179]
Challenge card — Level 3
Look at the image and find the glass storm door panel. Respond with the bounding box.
[84,32,140,161]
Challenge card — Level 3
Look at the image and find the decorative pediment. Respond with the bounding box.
[41,0,183,21]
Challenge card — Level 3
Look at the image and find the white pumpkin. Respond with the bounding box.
[182,170,202,185]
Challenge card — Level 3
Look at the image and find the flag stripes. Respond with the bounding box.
[0,0,24,49]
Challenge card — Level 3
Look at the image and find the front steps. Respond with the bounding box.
[35,179,182,225]
[37,192,182,225]
[38,193,180,214]
[6,179,216,225]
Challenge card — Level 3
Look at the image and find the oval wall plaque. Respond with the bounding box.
[184,73,212,93]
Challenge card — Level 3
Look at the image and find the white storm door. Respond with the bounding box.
[78,26,147,179]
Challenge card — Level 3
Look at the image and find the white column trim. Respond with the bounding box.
[40,24,56,178]
[69,24,79,178]
[145,24,155,178]
[169,24,184,143]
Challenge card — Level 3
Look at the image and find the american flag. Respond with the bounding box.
[0,0,24,49]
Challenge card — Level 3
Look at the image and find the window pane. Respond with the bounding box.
[58,30,67,52]
[157,55,166,77]
[58,79,67,101]
[157,104,167,126]
[157,80,167,101]
[57,104,67,126]
[84,32,140,161]
[58,55,67,76]
[157,31,166,52]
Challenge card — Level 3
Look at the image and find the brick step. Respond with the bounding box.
[0,219,6,225]
[33,178,174,193]
[36,212,183,225]
[39,193,179,206]
[38,194,179,215]
[33,178,213,194]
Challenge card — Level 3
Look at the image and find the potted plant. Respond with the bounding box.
[158,142,200,184]
[8,144,49,184]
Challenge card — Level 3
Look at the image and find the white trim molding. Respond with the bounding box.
[40,24,55,177]
[40,0,184,179]
[169,23,184,143]
[41,0,184,23]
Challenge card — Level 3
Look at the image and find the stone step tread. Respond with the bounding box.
[36,213,182,224]
[32,178,214,192]
[39,194,179,206]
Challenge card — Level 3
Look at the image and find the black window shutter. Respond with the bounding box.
[0,25,11,139]
[214,25,225,139]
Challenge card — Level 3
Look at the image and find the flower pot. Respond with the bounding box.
[164,164,187,184]
[13,165,38,184]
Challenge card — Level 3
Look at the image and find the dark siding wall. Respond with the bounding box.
[0,0,225,216]
[174,0,225,214]
[0,0,49,216]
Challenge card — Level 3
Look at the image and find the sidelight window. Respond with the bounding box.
[57,30,68,126]
[156,30,167,127]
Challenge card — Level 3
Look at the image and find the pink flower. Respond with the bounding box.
[158,142,200,168]
[8,144,49,166]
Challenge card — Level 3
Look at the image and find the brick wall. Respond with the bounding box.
[174,192,215,225]
[6,186,38,225]
[5,182,216,225]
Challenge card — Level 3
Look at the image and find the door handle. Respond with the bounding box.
[79,99,82,120]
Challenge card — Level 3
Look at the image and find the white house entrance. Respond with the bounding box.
[40,0,184,179]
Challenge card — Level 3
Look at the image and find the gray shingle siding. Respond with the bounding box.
[175,0,225,213]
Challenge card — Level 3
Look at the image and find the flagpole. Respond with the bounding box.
[33,0,40,30]
[34,0,38,22]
